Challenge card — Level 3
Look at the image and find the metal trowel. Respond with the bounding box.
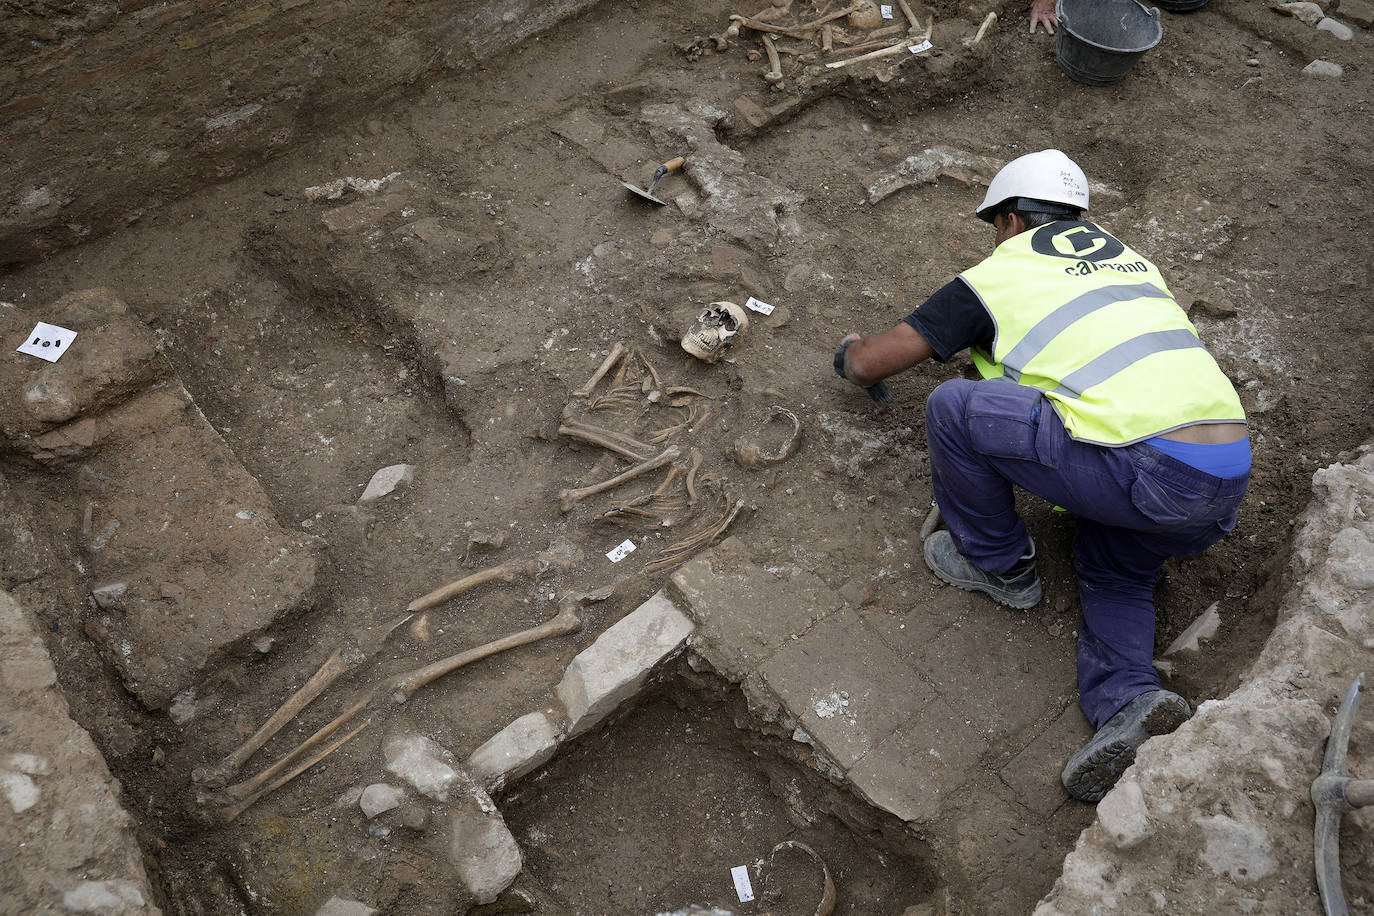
[622,156,685,206]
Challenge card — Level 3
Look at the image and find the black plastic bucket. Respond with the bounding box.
[1055,0,1164,87]
[1153,0,1210,12]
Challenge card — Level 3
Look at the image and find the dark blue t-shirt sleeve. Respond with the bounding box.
[902,277,994,363]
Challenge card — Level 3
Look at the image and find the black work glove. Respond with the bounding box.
[833,338,894,407]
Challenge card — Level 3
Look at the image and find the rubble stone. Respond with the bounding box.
[359,783,404,819]
[1303,59,1345,76]
[1279,0,1326,23]
[1095,777,1150,849]
[448,801,523,905]
[359,463,416,502]
[314,898,378,916]
[556,590,694,737]
[467,710,563,792]
[1317,16,1355,37]
[1339,0,1374,27]
[0,588,161,915]
[384,734,460,801]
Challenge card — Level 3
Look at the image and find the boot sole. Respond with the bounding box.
[1063,699,1190,803]
[926,561,1043,610]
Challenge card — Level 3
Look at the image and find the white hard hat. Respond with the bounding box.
[976,149,1090,223]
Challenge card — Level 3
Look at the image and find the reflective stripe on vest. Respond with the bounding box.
[960,221,1245,446]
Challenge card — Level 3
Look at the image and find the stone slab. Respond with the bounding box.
[80,385,318,710]
[756,607,933,771]
[847,694,990,824]
[448,799,522,905]
[999,704,1094,817]
[0,288,165,463]
[0,588,162,915]
[556,591,695,737]
[905,610,1076,745]
[669,536,842,682]
[467,710,563,792]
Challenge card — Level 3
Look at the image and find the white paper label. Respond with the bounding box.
[606,539,636,563]
[908,39,933,53]
[16,322,77,363]
[731,865,755,902]
[880,4,894,16]
[743,296,774,316]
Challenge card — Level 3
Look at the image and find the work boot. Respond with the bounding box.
[922,530,1042,609]
[1061,690,1191,803]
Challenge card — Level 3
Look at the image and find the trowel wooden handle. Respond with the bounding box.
[659,156,685,174]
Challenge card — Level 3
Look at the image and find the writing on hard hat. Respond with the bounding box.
[976,149,1090,223]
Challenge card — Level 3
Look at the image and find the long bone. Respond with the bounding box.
[407,551,572,613]
[574,343,626,398]
[192,612,412,789]
[558,445,681,512]
[219,593,603,820]
[558,421,654,462]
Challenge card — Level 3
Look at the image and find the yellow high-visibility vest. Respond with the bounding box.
[960,221,1245,446]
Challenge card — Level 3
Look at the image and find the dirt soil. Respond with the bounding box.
[1,0,1371,913]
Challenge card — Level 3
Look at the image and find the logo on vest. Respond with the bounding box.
[1031,222,1125,262]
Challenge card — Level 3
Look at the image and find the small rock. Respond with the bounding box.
[1316,16,1354,37]
[649,228,674,247]
[1097,779,1151,849]
[359,464,415,503]
[168,688,199,726]
[384,734,459,801]
[1302,58,1344,76]
[359,783,404,819]
[390,802,430,831]
[1188,295,1238,319]
[1162,602,1222,657]
[314,897,379,916]
[1246,57,1260,66]
[733,95,770,128]
[90,582,127,609]
[62,880,146,912]
[1339,0,1373,27]
[1,770,40,813]
[763,304,791,329]
[1277,0,1325,23]
[449,805,523,905]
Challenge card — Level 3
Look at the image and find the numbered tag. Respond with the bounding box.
[908,39,933,53]
[743,296,775,316]
[16,322,77,363]
[880,4,894,17]
[731,865,755,903]
[606,539,637,563]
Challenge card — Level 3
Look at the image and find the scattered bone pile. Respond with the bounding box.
[681,0,939,86]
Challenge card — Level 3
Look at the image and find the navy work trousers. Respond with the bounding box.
[924,378,1248,728]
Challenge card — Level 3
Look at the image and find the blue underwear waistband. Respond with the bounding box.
[1145,434,1251,478]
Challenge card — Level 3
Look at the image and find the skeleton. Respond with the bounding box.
[681,302,749,363]
[559,445,681,512]
[192,612,412,789]
[407,550,574,613]
[215,590,609,822]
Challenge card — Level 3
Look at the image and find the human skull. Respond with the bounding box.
[681,301,749,363]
